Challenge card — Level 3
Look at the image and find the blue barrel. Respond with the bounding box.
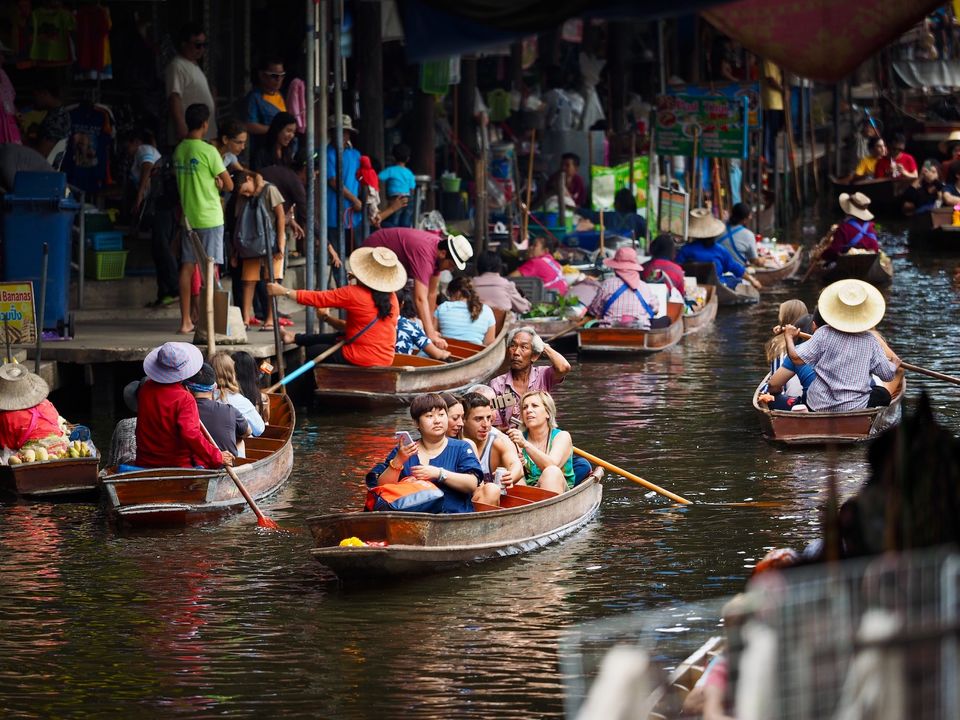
[2,172,79,334]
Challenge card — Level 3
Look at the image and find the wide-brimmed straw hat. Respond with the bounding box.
[949,130,960,142]
[817,279,885,333]
[446,234,473,270]
[839,192,874,221]
[349,246,408,292]
[687,208,727,239]
[327,113,357,132]
[0,364,49,411]
[143,342,204,384]
[603,246,645,272]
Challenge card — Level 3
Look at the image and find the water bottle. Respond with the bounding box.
[492,467,507,496]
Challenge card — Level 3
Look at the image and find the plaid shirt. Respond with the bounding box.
[795,327,896,411]
[588,276,660,328]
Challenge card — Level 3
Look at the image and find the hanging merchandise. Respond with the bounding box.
[0,63,21,144]
[420,57,459,96]
[521,36,538,70]
[75,3,112,79]
[579,53,606,131]
[560,18,583,44]
[29,3,75,65]
[62,104,114,194]
[486,89,511,122]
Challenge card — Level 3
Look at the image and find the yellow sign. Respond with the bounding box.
[0,282,37,345]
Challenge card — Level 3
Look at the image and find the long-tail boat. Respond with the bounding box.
[308,468,603,581]
[681,285,718,335]
[577,303,684,355]
[100,392,294,527]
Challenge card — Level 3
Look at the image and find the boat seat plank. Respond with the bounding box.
[260,425,287,439]
[245,437,285,451]
[472,501,500,512]
[392,353,444,368]
[509,485,558,502]
[499,495,535,508]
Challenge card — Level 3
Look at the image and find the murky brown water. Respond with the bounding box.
[1,218,958,719]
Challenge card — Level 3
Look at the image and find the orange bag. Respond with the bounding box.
[365,476,444,513]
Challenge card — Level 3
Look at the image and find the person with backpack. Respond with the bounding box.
[230,170,286,330]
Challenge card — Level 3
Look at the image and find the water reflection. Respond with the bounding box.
[1,219,958,717]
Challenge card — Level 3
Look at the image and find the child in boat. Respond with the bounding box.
[760,312,817,410]
[368,393,484,514]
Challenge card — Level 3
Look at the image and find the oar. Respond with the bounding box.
[788,330,960,387]
[199,422,280,530]
[573,446,692,504]
[35,243,49,373]
[265,340,346,393]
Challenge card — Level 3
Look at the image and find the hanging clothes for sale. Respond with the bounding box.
[75,3,112,79]
[30,4,75,65]
[61,103,114,194]
[0,64,22,144]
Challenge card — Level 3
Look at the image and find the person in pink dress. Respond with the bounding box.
[512,235,568,295]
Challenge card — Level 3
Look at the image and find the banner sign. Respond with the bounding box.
[590,157,649,214]
[0,282,37,345]
[667,83,761,128]
[654,94,749,159]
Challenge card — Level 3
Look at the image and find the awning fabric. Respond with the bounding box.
[892,59,960,90]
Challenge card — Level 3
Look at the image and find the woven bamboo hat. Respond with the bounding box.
[839,192,874,221]
[0,364,49,411]
[687,208,727,239]
[817,279,885,333]
[349,246,408,292]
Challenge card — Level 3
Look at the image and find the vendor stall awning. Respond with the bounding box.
[892,59,960,90]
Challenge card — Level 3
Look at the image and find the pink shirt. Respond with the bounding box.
[473,272,531,313]
[363,227,441,286]
[517,254,569,294]
[489,365,563,427]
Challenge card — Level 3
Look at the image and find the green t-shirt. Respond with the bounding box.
[173,139,226,229]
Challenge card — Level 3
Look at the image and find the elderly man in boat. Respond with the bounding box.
[587,246,671,328]
[676,208,762,294]
[775,280,901,413]
[489,326,571,428]
[0,364,78,461]
[821,192,880,265]
[135,342,232,469]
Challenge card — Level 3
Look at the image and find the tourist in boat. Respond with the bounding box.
[676,208,762,292]
[0,364,67,453]
[232,351,269,423]
[461,392,524,505]
[822,192,880,264]
[511,234,569,295]
[717,203,763,268]
[874,132,918,180]
[588,246,671,329]
[136,342,231,469]
[362,227,474,350]
[211,351,265,437]
[472,250,531,314]
[105,379,143,467]
[764,299,809,376]
[268,246,405,366]
[395,288,450,360]
[642,234,686,294]
[760,312,817,411]
[901,159,960,216]
[489,326,571,428]
[441,392,468,443]
[435,277,497,346]
[850,136,887,182]
[186,363,251,458]
[781,280,900,412]
[368,393,484,514]
[505,390,575,494]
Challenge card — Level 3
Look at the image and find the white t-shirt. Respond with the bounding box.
[130,144,161,185]
[165,55,217,140]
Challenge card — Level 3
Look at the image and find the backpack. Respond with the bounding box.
[364,477,445,513]
[234,184,278,259]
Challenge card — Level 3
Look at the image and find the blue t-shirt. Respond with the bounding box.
[326,144,361,229]
[371,439,483,514]
[676,241,746,288]
[396,316,431,355]
[379,164,417,197]
[781,356,816,390]
[435,301,496,345]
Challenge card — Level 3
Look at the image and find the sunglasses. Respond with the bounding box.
[265,72,286,79]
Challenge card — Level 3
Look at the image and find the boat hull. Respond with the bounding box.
[100,393,295,527]
[909,208,960,252]
[578,303,684,355]
[521,317,581,352]
[682,261,759,306]
[830,177,908,216]
[0,456,100,499]
[682,285,718,335]
[308,472,603,581]
[753,375,904,445]
[822,252,893,287]
[313,325,509,406]
[754,246,802,286]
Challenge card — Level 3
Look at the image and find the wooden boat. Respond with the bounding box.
[100,393,294,527]
[681,285,718,335]
[577,302,684,355]
[754,245,803,286]
[0,455,100,499]
[308,468,604,581]
[647,636,725,718]
[752,373,904,445]
[682,262,759,306]
[822,250,893,287]
[521,315,582,352]
[829,176,909,215]
[908,207,960,252]
[313,324,509,406]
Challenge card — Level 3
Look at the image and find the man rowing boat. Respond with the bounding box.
[821,192,879,264]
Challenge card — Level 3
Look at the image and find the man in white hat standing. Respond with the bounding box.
[363,227,474,350]
[823,192,879,264]
[780,280,900,412]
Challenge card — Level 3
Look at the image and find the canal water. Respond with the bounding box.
[2,220,959,719]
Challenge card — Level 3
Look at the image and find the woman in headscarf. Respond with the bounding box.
[588,246,670,328]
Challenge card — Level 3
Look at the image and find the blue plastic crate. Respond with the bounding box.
[88,230,124,251]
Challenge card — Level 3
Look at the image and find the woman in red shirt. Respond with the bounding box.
[268,246,406,366]
[0,364,64,451]
[643,233,687,295]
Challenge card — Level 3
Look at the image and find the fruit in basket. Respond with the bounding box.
[37,447,49,462]
[9,455,22,465]
[22,449,35,463]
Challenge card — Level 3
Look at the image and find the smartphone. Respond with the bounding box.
[395,431,415,446]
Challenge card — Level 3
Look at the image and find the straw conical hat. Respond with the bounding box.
[0,364,49,411]
[838,192,873,221]
[687,208,727,239]
[817,279,885,333]
[349,246,408,292]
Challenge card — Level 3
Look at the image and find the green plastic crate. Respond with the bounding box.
[85,249,128,280]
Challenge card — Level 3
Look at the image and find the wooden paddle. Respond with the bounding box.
[265,340,346,393]
[798,226,836,283]
[199,422,280,530]
[573,447,692,504]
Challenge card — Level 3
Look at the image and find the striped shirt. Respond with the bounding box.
[588,276,660,329]
[795,327,896,411]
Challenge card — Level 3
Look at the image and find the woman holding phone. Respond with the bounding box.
[366,393,499,512]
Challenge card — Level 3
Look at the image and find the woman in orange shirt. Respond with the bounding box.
[267,246,406,366]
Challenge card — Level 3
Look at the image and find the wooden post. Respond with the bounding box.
[356,0,384,167]
[205,258,215,358]
[412,89,436,204]
[523,129,536,243]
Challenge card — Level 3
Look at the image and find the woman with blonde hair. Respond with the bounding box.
[211,351,266,437]
[505,390,574,494]
[435,276,497,346]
